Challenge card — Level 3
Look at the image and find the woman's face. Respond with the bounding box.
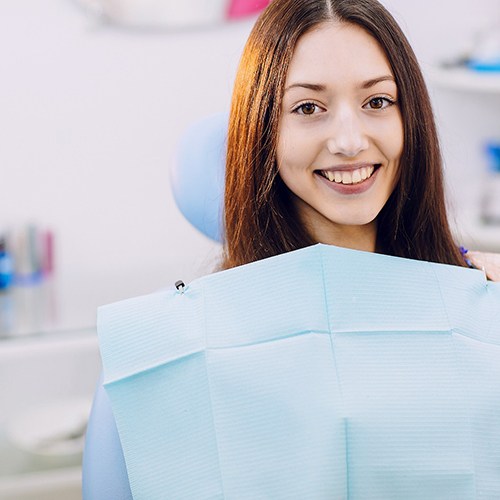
[277,22,403,250]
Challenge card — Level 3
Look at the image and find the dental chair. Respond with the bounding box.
[82,112,227,500]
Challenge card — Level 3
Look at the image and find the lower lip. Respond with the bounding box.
[315,168,379,195]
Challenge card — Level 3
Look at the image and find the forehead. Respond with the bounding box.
[286,22,394,85]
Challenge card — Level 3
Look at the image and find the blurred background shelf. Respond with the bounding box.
[427,64,500,251]
[453,212,500,252]
[428,66,500,93]
[0,467,81,500]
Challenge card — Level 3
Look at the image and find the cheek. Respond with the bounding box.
[370,114,404,163]
[388,114,404,161]
[276,123,298,177]
[277,120,315,177]
[386,119,404,189]
[276,126,288,170]
[390,127,404,163]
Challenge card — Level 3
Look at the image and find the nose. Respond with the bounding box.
[326,106,369,158]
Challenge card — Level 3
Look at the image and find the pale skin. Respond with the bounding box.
[277,21,403,253]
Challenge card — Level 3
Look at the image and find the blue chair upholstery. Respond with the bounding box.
[82,375,132,499]
[170,112,227,243]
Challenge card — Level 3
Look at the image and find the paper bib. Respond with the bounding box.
[99,244,500,499]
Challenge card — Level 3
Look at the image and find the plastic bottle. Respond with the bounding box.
[0,236,13,290]
[480,142,500,225]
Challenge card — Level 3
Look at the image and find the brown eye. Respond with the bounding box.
[297,102,318,115]
[369,97,384,109]
[364,97,394,110]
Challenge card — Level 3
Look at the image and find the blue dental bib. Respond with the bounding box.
[98,244,500,499]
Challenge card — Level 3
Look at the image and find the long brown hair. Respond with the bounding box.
[222,0,464,269]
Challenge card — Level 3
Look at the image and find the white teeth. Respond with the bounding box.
[341,171,351,184]
[321,165,377,185]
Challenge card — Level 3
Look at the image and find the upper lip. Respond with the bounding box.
[316,162,381,172]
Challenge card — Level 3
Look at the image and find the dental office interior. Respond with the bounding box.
[1,0,499,498]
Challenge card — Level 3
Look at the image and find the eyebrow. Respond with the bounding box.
[284,82,326,92]
[360,75,395,89]
[284,75,396,93]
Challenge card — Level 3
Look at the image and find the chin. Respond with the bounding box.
[330,210,381,227]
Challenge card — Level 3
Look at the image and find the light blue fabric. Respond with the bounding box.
[98,244,500,499]
[82,374,132,500]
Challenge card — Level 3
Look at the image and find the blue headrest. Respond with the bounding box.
[170,112,227,243]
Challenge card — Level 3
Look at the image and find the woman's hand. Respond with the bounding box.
[468,251,500,282]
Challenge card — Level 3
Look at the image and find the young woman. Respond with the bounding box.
[83,1,500,498]
[222,0,496,276]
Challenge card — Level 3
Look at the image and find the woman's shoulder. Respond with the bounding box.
[467,251,500,282]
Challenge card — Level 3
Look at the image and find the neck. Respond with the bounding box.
[305,218,378,253]
[325,224,377,252]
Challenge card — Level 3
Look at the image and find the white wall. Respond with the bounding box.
[1,1,253,329]
[382,0,499,64]
[1,0,499,331]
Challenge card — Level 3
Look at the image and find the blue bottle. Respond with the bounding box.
[0,237,13,290]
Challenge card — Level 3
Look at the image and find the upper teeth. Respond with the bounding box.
[322,165,375,185]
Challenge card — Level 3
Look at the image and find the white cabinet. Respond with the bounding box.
[0,331,101,499]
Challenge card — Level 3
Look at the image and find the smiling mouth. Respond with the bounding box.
[317,164,381,185]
